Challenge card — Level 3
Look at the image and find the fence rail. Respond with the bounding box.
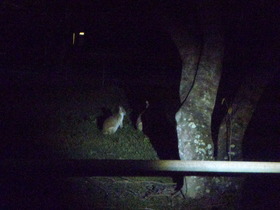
[1,160,280,178]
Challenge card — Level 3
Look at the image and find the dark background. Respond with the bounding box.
[1,0,280,209]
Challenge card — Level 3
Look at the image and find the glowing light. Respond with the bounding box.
[72,33,75,45]
[79,32,85,36]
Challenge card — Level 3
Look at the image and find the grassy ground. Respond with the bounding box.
[0,73,238,209]
[1,78,178,209]
[1,82,159,159]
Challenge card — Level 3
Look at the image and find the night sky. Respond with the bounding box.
[1,1,279,70]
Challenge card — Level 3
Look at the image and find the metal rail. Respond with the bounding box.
[1,160,280,178]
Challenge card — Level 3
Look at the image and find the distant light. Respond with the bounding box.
[73,33,75,45]
[79,32,85,36]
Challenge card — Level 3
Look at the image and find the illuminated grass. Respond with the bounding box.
[2,83,236,209]
[32,85,159,160]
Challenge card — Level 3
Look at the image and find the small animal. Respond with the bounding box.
[102,106,126,134]
[136,101,149,131]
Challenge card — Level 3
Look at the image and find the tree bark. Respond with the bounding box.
[217,72,271,161]
[171,10,224,198]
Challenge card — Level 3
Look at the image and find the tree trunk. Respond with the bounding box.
[217,72,271,161]
[172,12,224,198]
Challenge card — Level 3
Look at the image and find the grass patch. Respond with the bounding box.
[28,85,159,160]
[1,82,237,209]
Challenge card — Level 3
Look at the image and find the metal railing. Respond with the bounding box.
[1,160,280,178]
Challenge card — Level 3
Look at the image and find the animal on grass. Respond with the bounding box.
[102,106,126,134]
[136,101,149,131]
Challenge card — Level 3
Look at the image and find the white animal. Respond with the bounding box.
[136,101,149,131]
[102,106,126,134]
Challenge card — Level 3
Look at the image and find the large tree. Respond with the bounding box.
[154,1,275,198]
[171,4,224,198]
